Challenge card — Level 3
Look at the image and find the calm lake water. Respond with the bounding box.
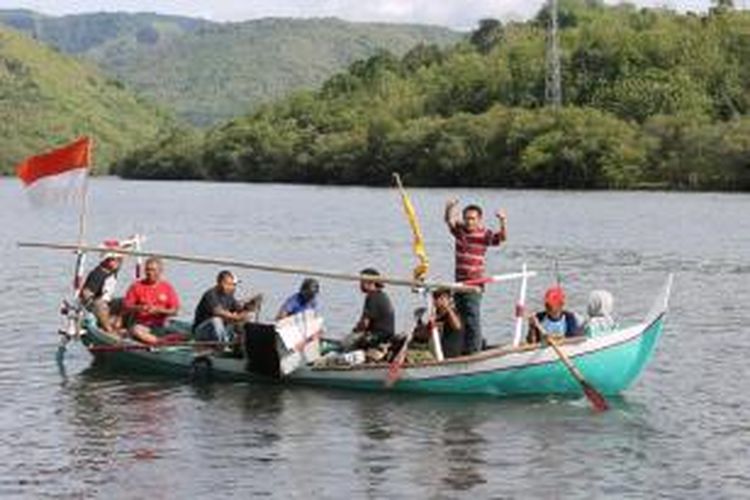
[1,178,748,499]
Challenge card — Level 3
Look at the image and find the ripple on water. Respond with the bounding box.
[2,181,750,498]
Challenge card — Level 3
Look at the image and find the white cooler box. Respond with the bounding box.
[275,310,324,375]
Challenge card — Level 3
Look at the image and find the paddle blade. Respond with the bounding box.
[582,382,609,412]
[385,360,402,388]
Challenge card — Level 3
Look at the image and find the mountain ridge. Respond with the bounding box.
[0,10,462,125]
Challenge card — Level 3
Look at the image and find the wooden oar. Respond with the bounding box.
[18,241,479,293]
[545,335,609,412]
[385,328,414,388]
[461,270,537,287]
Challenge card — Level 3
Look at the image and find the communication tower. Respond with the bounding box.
[545,0,562,108]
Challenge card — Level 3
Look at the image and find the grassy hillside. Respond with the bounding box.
[0,11,461,125]
[0,25,173,174]
[115,2,750,190]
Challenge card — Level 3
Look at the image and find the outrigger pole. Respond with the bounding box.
[18,241,482,293]
[72,138,93,291]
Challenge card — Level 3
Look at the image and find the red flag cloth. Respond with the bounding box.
[16,136,91,186]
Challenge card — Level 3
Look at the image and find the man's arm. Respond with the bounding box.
[354,294,373,332]
[442,306,462,332]
[212,305,247,323]
[435,295,462,331]
[275,295,292,321]
[122,284,138,312]
[79,287,95,305]
[444,198,460,233]
[353,313,371,333]
[78,268,104,304]
[149,284,180,317]
[144,304,180,317]
[243,294,263,312]
[526,313,542,344]
[210,293,252,323]
[490,209,508,246]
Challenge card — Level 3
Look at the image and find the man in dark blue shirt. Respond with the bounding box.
[276,278,320,320]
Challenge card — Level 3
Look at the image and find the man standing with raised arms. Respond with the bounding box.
[445,199,507,354]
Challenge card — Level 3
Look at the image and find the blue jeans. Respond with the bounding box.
[194,317,231,343]
[454,292,483,354]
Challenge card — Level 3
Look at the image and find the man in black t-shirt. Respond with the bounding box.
[193,270,261,343]
[79,255,122,332]
[344,268,395,351]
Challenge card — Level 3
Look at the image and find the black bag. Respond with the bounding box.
[244,322,280,378]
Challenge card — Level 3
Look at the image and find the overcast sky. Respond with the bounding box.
[0,1,738,29]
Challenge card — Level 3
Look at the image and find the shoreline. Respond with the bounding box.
[4,174,748,194]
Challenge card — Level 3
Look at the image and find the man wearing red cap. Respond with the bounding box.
[527,286,582,343]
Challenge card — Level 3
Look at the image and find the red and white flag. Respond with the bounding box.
[16,137,92,205]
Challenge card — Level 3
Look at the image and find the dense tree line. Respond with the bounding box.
[115,1,750,190]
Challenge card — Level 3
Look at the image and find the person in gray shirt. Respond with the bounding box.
[344,268,395,351]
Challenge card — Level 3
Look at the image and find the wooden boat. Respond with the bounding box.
[21,173,669,402]
[79,275,672,397]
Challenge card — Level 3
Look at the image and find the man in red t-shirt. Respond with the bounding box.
[445,199,507,354]
[123,257,180,345]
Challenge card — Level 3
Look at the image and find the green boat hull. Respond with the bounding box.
[79,276,672,398]
[290,316,664,396]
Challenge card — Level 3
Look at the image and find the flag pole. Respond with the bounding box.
[72,136,92,291]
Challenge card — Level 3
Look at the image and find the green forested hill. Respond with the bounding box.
[0,11,461,125]
[0,25,172,174]
[116,1,750,190]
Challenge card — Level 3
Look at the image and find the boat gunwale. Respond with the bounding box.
[303,313,664,376]
[309,336,586,372]
[82,313,664,375]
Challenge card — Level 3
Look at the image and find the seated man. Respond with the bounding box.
[413,288,463,359]
[527,286,582,344]
[276,278,320,321]
[79,253,123,333]
[123,257,180,345]
[343,268,395,351]
[432,288,464,359]
[193,270,261,343]
[584,289,616,337]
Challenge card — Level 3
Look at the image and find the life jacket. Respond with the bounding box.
[535,310,579,337]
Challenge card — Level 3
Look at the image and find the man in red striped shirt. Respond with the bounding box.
[445,199,507,354]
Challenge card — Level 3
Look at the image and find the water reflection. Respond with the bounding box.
[438,408,488,491]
